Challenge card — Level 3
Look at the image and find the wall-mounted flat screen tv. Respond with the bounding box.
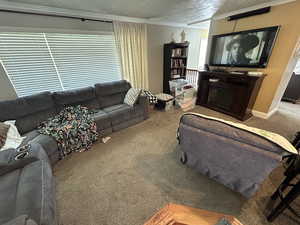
[209,26,280,68]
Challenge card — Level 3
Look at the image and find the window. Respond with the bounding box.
[0,33,63,96]
[0,32,121,97]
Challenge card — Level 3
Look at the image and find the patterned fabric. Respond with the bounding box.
[124,88,141,106]
[143,90,158,104]
[0,122,10,148]
[38,105,98,158]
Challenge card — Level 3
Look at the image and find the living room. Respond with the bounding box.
[0,0,300,225]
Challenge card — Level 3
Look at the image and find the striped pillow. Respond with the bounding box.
[124,88,141,106]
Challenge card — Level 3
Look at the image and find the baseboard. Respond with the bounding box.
[252,107,278,119]
[268,107,279,118]
[252,110,269,119]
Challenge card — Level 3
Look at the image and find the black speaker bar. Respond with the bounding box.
[228,7,271,21]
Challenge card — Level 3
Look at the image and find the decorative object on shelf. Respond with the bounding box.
[180,30,186,42]
[170,32,176,43]
[163,42,189,93]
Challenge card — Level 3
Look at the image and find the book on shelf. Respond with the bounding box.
[171,48,186,57]
[171,74,181,79]
[171,59,185,67]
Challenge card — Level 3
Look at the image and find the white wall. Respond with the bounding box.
[147,24,207,93]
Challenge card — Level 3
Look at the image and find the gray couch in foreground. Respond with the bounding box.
[178,113,284,198]
[0,80,149,225]
[0,144,56,225]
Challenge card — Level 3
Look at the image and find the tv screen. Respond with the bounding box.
[209,26,280,68]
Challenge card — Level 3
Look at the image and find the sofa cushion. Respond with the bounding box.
[16,109,57,135]
[0,143,50,176]
[0,169,22,223]
[0,159,56,225]
[0,92,55,121]
[103,104,134,125]
[30,135,58,160]
[21,130,40,146]
[53,86,99,111]
[0,147,38,177]
[0,92,56,135]
[95,80,131,108]
[112,116,144,132]
[21,131,59,165]
[92,110,111,131]
[133,104,145,117]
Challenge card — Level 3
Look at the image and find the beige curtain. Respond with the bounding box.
[113,21,149,89]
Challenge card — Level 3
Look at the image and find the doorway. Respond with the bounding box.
[279,60,300,115]
[270,37,300,117]
[186,20,210,87]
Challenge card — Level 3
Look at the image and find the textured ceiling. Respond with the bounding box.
[4,0,281,23]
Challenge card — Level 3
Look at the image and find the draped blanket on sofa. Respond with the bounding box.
[38,105,98,158]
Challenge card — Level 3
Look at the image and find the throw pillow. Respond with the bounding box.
[124,88,141,106]
[0,120,25,151]
[0,122,10,149]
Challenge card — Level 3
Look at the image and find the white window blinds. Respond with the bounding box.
[0,32,121,97]
[45,33,121,90]
[0,33,63,97]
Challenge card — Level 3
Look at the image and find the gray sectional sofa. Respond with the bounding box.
[0,144,56,225]
[0,80,149,225]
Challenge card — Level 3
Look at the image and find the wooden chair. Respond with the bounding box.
[267,132,300,222]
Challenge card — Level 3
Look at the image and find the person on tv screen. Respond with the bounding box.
[226,34,259,65]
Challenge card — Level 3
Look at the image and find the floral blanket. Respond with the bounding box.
[38,105,98,158]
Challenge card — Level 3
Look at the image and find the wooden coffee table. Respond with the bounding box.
[143,203,243,225]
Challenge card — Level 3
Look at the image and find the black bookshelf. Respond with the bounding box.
[163,42,189,93]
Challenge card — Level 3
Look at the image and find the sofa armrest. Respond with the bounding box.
[2,215,37,225]
[0,149,38,176]
[137,95,149,119]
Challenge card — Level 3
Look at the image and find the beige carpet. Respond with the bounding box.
[54,103,300,225]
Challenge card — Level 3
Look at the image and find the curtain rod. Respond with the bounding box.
[0,9,113,23]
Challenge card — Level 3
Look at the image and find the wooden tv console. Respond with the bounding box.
[196,71,265,121]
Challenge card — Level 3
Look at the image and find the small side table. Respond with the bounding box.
[143,203,243,225]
